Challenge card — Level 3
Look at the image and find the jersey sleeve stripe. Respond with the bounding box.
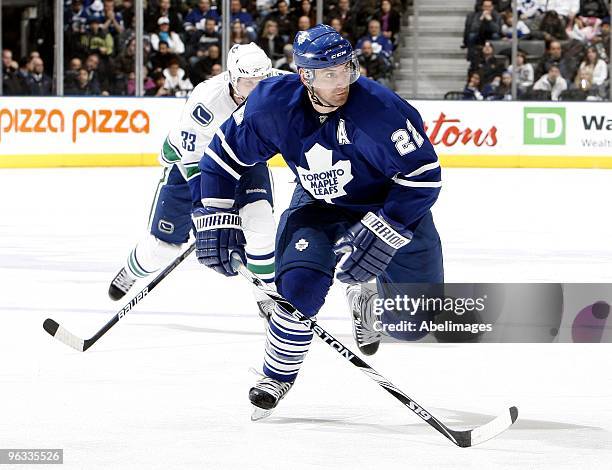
[201,197,235,209]
[215,128,255,168]
[204,147,241,180]
[392,178,442,188]
[405,161,440,178]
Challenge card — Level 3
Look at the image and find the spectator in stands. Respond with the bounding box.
[356,19,393,57]
[593,16,610,60]
[483,70,514,99]
[183,0,219,36]
[539,0,580,24]
[149,40,179,72]
[230,20,251,47]
[85,52,110,95]
[295,0,317,29]
[463,71,484,100]
[266,1,295,43]
[470,40,504,86]
[572,68,594,96]
[230,0,255,33]
[81,17,114,57]
[2,48,14,72]
[112,37,137,94]
[533,10,568,40]
[517,0,543,22]
[567,16,603,43]
[190,43,221,84]
[501,10,530,39]
[2,50,25,95]
[127,66,156,95]
[64,56,82,90]
[151,17,185,55]
[145,71,169,96]
[118,0,134,30]
[577,46,608,86]
[258,19,286,61]
[26,57,52,96]
[146,0,182,33]
[102,0,125,36]
[507,51,534,92]
[357,40,391,88]
[65,67,101,95]
[87,0,106,24]
[297,15,312,32]
[65,0,88,33]
[534,40,575,80]
[274,43,297,72]
[4,55,30,95]
[579,0,609,18]
[197,18,221,51]
[375,0,401,45]
[463,0,502,51]
[328,0,356,42]
[163,58,193,97]
[533,63,567,100]
[210,63,222,77]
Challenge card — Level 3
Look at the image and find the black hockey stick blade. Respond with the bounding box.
[230,253,518,447]
[43,243,195,352]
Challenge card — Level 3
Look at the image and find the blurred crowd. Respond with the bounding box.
[461,0,610,100]
[1,0,406,97]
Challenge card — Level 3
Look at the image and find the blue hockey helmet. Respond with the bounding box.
[293,24,360,89]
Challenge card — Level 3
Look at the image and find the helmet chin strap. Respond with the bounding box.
[306,84,337,110]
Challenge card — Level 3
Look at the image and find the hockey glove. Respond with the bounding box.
[334,211,412,284]
[192,207,246,277]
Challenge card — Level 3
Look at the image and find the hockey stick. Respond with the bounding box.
[230,253,518,448]
[43,243,196,352]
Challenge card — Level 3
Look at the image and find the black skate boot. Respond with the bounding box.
[108,267,136,301]
[249,375,293,420]
[345,284,382,356]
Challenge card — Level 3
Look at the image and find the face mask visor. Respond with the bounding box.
[302,55,360,90]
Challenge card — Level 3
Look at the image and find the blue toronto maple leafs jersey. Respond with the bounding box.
[194,74,441,231]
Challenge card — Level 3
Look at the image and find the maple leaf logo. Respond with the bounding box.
[296,143,353,204]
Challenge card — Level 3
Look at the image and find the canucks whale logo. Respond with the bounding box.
[191,103,214,127]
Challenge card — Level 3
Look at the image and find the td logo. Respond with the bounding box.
[524,107,566,145]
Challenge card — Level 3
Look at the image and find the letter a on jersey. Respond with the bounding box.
[337,119,351,145]
[296,143,353,204]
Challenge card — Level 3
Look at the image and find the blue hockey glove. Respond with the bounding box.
[192,206,246,277]
[334,211,412,284]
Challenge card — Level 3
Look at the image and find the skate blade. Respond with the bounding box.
[251,406,274,421]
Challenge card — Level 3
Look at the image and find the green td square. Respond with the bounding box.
[523,107,566,145]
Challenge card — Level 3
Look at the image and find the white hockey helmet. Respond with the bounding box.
[227,43,272,97]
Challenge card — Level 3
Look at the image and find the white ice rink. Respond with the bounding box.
[1,166,612,469]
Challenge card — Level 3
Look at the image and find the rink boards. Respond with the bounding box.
[0,96,610,168]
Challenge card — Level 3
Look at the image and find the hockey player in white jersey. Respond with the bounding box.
[109,43,281,317]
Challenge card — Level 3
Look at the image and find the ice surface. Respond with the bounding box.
[1,167,611,469]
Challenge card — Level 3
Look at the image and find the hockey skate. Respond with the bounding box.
[108,267,136,301]
[249,373,293,420]
[345,284,382,356]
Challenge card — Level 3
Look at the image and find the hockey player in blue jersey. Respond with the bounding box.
[192,24,443,416]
